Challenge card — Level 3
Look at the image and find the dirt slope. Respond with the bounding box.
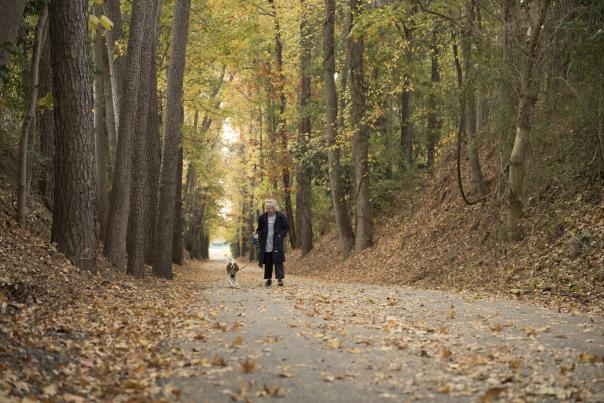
[288,151,604,314]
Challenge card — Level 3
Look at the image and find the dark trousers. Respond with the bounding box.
[263,252,284,280]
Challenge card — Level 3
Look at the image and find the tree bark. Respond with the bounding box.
[324,0,355,258]
[94,7,110,240]
[104,0,150,269]
[0,0,26,68]
[100,36,117,171]
[127,0,159,278]
[506,0,550,241]
[145,0,163,265]
[461,0,488,196]
[103,0,125,122]
[37,31,54,210]
[17,5,48,224]
[338,10,352,135]
[268,0,298,249]
[48,0,97,273]
[172,147,184,265]
[153,0,191,279]
[296,0,314,256]
[400,81,413,168]
[350,0,373,252]
[426,28,442,169]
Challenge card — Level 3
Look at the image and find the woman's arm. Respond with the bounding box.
[279,214,289,238]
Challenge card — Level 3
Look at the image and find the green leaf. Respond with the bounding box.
[99,15,114,31]
[37,92,54,110]
[88,14,100,31]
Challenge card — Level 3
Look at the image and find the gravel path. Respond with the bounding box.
[165,260,604,402]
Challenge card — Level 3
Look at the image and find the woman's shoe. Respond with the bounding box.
[277,279,284,286]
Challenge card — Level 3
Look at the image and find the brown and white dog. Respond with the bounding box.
[226,260,244,287]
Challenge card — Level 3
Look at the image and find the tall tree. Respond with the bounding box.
[48,0,97,273]
[324,0,355,258]
[127,0,159,278]
[94,5,110,239]
[506,0,550,240]
[296,0,314,256]
[0,0,26,68]
[461,0,488,195]
[102,0,125,122]
[268,0,298,249]
[153,0,191,279]
[17,5,48,224]
[350,0,373,251]
[100,35,117,171]
[37,31,54,210]
[104,0,150,269]
[426,27,442,168]
[145,0,164,265]
[173,146,184,265]
[400,21,414,169]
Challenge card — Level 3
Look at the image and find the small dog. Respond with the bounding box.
[226,261,240,287]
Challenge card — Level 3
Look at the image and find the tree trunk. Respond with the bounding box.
[400,82,413,168]
[338,10,352,135]
[268,0,298,249]
[145,1,163,265]
[127,0,159,278]
[37,31,54,210]
[247,201,255,261]
[426,28,442,169]
[0,0,26,68]
[17,5,48,224]
[94,8,110,240]
[324,0,355,258]
[101,39,117,172]
[104,0,150,269]
[506,0,550,241]
[461,0,488,196]
[297,0,314,256]
[103,0,125,122]
[172,147,184,265]
[153,0,191,279]
[48,0,97,273]
[350,0,373,252]
[399,20,415,171]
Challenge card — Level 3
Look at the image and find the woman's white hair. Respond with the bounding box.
[264,198,279,211]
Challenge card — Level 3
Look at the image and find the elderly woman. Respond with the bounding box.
[255,199,290,287]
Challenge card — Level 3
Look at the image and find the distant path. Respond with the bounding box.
[166,260,604,402]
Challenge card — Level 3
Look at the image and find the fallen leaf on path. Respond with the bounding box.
[578,352,603,364]
[163,384,181,399]
[479,387,506,402]
[240,358,257,373]
[321,372,335,382]
[257,384,282,397]
[324,338,342,349]
[441,348,453,359]
[212,355,227,366]
[230,336,244,348]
